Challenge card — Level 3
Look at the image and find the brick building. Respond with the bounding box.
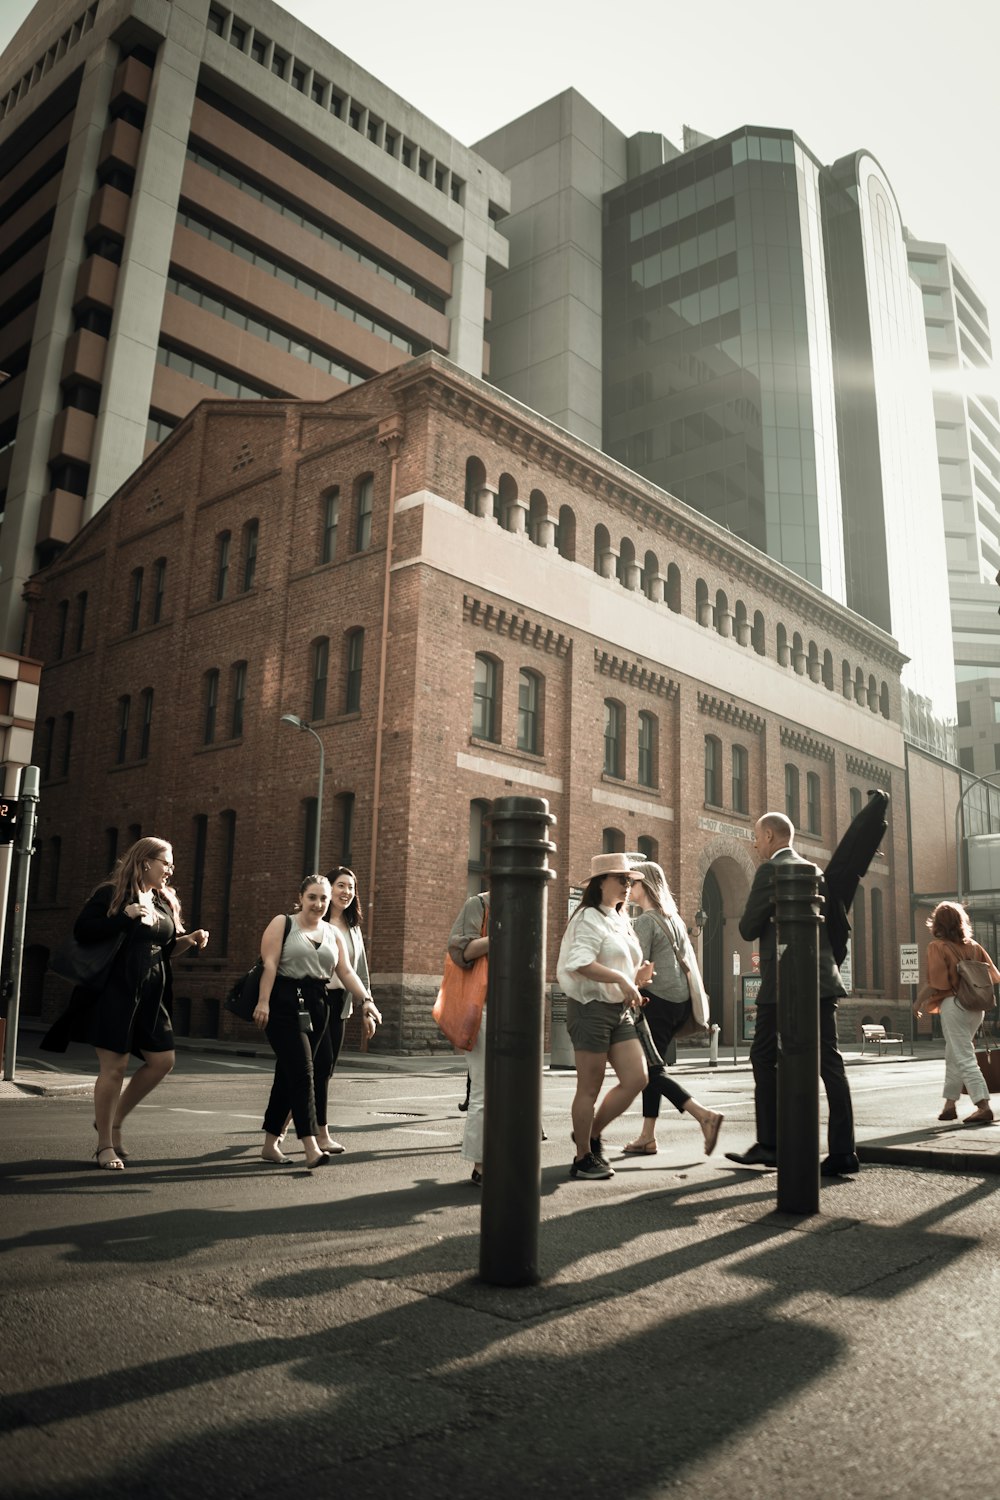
[23,352,912,1049]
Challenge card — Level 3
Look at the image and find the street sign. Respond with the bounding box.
[732,950,741,976]
[899,943,919,986]
[0,797,19,844]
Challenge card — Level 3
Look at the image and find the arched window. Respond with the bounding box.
[704,735,722,806]
[752,610,765,655]
[335,791,355,867]
[879,681,890,718]
[696,578,711,627]
[871,888,884,989]
[777,623,789,665]
[310,637,329,720]
[56,599,68,657]
[202,672,218,746]
[231,662,247,737]
[139,691,153,759]
[465,456,486,515]
[39,716,54,780]
[468,798,490,896]
[473,654,499,742]
[215,531,230,601]
[528,489,548,546]
[129,567,143,631]
[116,695,131,763]
[75,591,88,651]
[58,712,73,777]
[734,600,748,643]
[637,711,657,788]
[784,763,800,825]
[153,558,167,624]
[517,669,541,753]
[850,787,863,818]
[636,835,658,862]
[344,629,364,713]
[732,744,749,814]
[604,699,624,779]
[806,770,821,834]
[823,650,834,691]
[642,550,659,601]
[792,631,804,673]
[666,563,681,614]
[715,589,729,636]
[556,504,576,561]
[190,815,207,927]
[242,518,259,591]
[322,488,340,563]
[618,537,636,587]
[854,881,867,989]
[602,826,625,854]
[868,674,878,711]
[594,523,611,577]
[354,475,374,551]
[497,472,518,529]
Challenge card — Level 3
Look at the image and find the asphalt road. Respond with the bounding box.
[3,1048,999,1499]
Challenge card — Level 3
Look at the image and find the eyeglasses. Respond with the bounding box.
[613,873,634,886]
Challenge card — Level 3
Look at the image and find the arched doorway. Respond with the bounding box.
[696,840,757,1046]
[701,869,725,1029]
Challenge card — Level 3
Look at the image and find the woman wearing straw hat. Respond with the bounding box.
[556,853,652,1180]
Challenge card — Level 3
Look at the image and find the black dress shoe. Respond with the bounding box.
[820,1153,860,1177]
[724,1143,777,1167]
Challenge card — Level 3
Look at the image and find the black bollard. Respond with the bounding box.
[774,860,822,1215]
[479,795,556,1287]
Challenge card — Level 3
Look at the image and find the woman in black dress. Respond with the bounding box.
[43,837,209,1169]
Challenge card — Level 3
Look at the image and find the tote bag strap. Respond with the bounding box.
[652,911,690,974]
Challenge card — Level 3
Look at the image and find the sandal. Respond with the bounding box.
[701,1112,724,1157]
[623,1139,658,1155]
[94,1146,125,1170]
[94,1122,129,1160]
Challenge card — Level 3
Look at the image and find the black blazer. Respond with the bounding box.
[739,846,846,1004]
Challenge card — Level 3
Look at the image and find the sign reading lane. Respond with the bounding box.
[899,943,920,986]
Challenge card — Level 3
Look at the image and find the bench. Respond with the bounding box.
[860,1023,904,1056]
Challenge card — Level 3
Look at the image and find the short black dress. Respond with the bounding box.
[41,886,176,1056]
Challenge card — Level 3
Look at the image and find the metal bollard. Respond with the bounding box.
[774,861,822,1215]
[479,795,556,1287]
[709,1023,720,1067]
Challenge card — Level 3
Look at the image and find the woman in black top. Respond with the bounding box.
[42,837,209,1169]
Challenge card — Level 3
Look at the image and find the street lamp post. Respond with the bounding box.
[280,714,325,873]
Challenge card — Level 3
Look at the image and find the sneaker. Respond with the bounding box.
[570,1152,615,1181]
[590,1135,609,1166]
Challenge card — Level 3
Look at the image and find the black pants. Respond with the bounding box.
[639,993,693,1118]
[262,978,330,1140]
[750,999,855,1155]
[266,1000,346,1134]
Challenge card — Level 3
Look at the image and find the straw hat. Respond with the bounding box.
[588,853,635,879]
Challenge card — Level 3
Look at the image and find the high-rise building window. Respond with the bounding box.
[129,568,143,631]
[231,662,247,738]
[139,690,153,759]
[311,637,329,720]
[806,771,821,834]
[785,764,800,826]
[116,696,130,764]
[604,700,624,779]
[637,711,657,788]
[704,735,722,806]
[473,655,498,741]
[203,670,219,745]
[242,519,258,592]
[152,558,167,623]
[344,630,363,714]
[322,489,340,563]
[732,745,748,813]
[215,531,231,601]
[355,475,373,552]
[518,670,541,754]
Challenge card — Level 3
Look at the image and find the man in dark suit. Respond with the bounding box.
[725,811,858,1176]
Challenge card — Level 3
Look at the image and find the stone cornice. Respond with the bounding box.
[780,725,836,761]
[846,754,893,787]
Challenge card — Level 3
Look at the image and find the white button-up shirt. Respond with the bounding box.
[557,903,643,1005]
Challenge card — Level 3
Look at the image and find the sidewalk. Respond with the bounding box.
[4,1026,998,1173]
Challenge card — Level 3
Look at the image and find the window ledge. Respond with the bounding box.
[469,736,545,764]
[601,772,659,794]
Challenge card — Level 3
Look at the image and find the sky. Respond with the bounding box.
[2,0,999,366]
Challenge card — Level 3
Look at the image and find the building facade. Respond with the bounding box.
[0,0,509,651]
[477,98,957,762]
[907,236,1000,777]
[23,353,912,1049]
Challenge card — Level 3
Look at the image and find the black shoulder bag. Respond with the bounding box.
[224,915,293,1022]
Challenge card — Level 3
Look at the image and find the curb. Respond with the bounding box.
[858,1143,1000,1175]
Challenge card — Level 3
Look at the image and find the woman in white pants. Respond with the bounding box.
[448,890,489,1184]
[919,901,999,1125]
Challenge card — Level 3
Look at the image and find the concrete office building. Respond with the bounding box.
[0,0,509,652]
[22,353,910,1047]
[907,236,1000,777]
[477,97,956,762]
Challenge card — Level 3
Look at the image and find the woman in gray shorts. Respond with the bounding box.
[556,853,653,1180]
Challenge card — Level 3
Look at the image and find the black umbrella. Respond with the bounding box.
[824,790,890,964]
